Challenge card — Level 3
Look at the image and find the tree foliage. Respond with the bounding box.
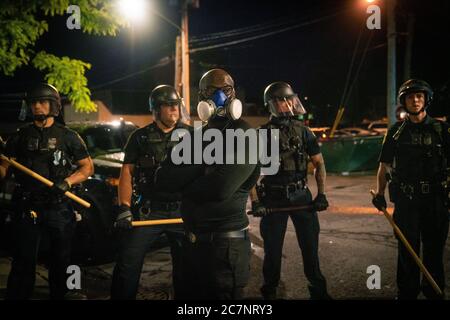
[0,0,128,112]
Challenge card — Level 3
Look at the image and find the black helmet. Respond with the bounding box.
[263,81,306,117]
[397,79,433,108]
[149,85,182,113]
[26,83,61,116]
[199,68,235,101]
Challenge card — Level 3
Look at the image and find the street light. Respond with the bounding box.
[118,0,148,25]
[116,0,191,114]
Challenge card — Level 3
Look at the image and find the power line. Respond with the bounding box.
[339,20,365,108]
[190,17,297,44]
[190,3,352,45]
[344,31,374,108]
[91,57,173,89]
[190,10,347,54]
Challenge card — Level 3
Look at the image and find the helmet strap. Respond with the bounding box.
[405,107,425,116]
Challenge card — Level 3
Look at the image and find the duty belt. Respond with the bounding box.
[265,179,306,194]
[137,200,181,217]
[150,200,181,212]
[399,181,445,197]
[186,228,249,243]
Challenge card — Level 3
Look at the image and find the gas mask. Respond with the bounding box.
[196,89,242,122]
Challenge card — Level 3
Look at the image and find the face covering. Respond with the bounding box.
[196,89,242,122]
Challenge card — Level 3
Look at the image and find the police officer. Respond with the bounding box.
[155,69,260,299]
[251,81,331,300]
[373,79,449,300]
[110,85,189,300]
[0,83,94,300]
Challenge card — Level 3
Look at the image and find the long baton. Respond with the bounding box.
[1,154,91,208]
[248,204,314,216]
[370,190,443,297]
[131,218,183,227]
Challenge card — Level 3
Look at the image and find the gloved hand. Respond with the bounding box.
[114,205,133,229]
[313,193,329,211]
[251,200,268,217]
[372,194,387,211]
[52,179,71,195]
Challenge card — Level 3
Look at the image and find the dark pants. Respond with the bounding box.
[6,202,76,300]
[111,208,185,300]
[180,234,251,300]
[393,194,449,299]
[260,187,328,299]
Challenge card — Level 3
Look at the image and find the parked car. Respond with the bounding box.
[1,120,149,264]
[367,120,388,135]
[68,121,137,264]
[339,127,378,137]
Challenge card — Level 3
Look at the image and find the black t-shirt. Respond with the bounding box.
[155,118,260,233]
[304,126,321,156]
[5,122,89,192]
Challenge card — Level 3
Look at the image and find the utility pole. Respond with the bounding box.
[387,0,397,126]
[181,0,191,114]
[175,35,182,94]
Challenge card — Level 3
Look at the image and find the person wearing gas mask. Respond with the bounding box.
[0,83,94,300]
[154,69,260,299]
[372,79,450,300]
[250,81,331,300]
[111,85,190,300]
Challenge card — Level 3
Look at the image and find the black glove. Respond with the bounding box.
[251,200,268,217]
[372,194,387,211]
[114,205,133,229]
[313,193,329,211]
[52,179,71,195]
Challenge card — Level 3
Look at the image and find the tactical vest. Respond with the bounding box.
[261,119,309,183]
[134,123,184,198]
[392,119,447,182]
[14,123,73,194]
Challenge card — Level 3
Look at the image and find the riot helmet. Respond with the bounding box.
[197,69,242,122]
[263,82,306,118]
[26,83,62,120]
[397,79,433,115]
[149,85,188,127]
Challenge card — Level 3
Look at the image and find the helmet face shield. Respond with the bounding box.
[267,94,306,117]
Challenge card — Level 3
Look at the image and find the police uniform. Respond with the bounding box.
[5,122,90,300]
[258,117,329,299]
[111,121,188,299]
[380,115,450,299]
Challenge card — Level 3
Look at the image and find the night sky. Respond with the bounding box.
[1,0,449,125]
